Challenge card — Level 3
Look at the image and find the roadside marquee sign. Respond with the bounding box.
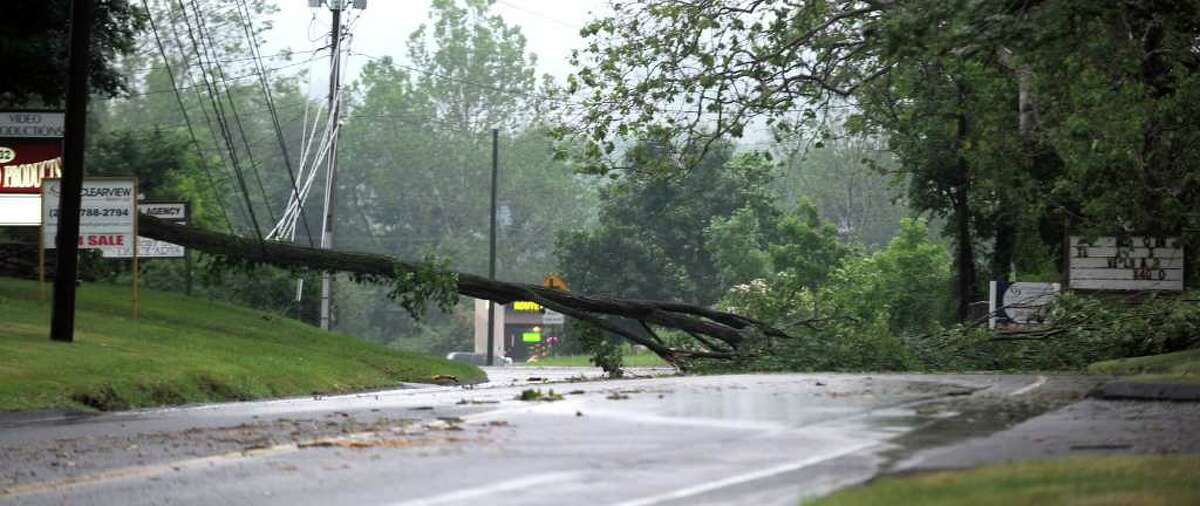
[1068,236,1184,291]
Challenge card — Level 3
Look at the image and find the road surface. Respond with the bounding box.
[2,368,1197,505]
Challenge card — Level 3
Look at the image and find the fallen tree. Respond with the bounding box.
[138,215,789,369]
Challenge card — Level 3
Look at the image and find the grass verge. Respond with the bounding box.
[805,455,1200,506]
[0,277,484,412]
[1088,348,1200,383]
[520,353,668,367]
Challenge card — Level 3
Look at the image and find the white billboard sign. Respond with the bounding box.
[1069,236,1184,291]
[989,281,1059,329]
[103,203,186,258]
[0,194,41,225]
[41,178,136,250]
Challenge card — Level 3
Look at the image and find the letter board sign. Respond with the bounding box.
[1068,236,1184,291]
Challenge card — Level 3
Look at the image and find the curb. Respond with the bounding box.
[1089,381,1200,401]
[0,409,96,429]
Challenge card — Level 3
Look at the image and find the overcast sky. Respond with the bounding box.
[263,0,611,93]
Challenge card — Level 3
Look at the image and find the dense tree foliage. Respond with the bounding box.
[567,0,1200,319]
[0,0,146,107]
[557,146,782,305]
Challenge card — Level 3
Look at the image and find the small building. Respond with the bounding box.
[472,298,563,362]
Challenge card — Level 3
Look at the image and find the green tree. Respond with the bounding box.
[778,132,908,249]
[823,218,953,336]
[706,200,850,289]
[567,0,1200,316]
[557,148,778,305]
[0,0,146,107]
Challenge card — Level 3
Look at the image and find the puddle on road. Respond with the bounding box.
[654,388,863,426]
[608,378,980,427]
[866,396,1066,473]
[592,377,1073,476]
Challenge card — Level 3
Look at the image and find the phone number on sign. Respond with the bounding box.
[48,208,131,218]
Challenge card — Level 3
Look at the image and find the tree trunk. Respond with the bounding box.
[991,221,1016,283]
[953,86,978,321]
[953,191,977,321]
[138,215,787,368]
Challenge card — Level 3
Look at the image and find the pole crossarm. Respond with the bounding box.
[137,215,787,366]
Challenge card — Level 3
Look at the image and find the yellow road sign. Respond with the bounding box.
[543,274,568,291]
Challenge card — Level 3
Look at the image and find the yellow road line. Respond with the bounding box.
[0,443,299,499]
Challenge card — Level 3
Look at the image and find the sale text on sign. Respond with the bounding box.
[41,178,136,250]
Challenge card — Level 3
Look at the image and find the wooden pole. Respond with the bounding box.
[132,182,139,320]
[132,244,139,319]
[38,226,46,301]
[50,0,95,343]
[184,201,192,296]
[487,128,499,365]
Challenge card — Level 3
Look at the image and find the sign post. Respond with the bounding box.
[102,201,190,315]
[132,215,138,320]
[42,178,138,320]
[185,201,192,295]
[37,224,46,300]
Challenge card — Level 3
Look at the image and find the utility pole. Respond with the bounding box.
[486,128,499,365]
[50,0,95,343]
[315,0,363,330]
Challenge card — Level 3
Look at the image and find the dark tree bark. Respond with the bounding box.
[952,85,978,321]
[138,215,788,368]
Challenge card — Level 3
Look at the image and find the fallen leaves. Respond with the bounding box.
[299,438,423,449]
[516,389,565,402]
[431,375,459,385]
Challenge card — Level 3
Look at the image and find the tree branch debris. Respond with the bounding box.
[139,215,788,368]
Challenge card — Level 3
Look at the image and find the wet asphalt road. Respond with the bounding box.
[1,368,1196,506]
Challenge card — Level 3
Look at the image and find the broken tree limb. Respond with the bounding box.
[138,215,787,367]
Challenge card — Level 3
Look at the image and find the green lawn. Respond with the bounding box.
[521,353,669,367]
[0,277,483,412]
[806,455,1200,506]
[1089,348,1200,383]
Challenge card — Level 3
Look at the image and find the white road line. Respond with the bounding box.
[384,471,583,506]
[1010,375,1047,396]
[610,440,880,506]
